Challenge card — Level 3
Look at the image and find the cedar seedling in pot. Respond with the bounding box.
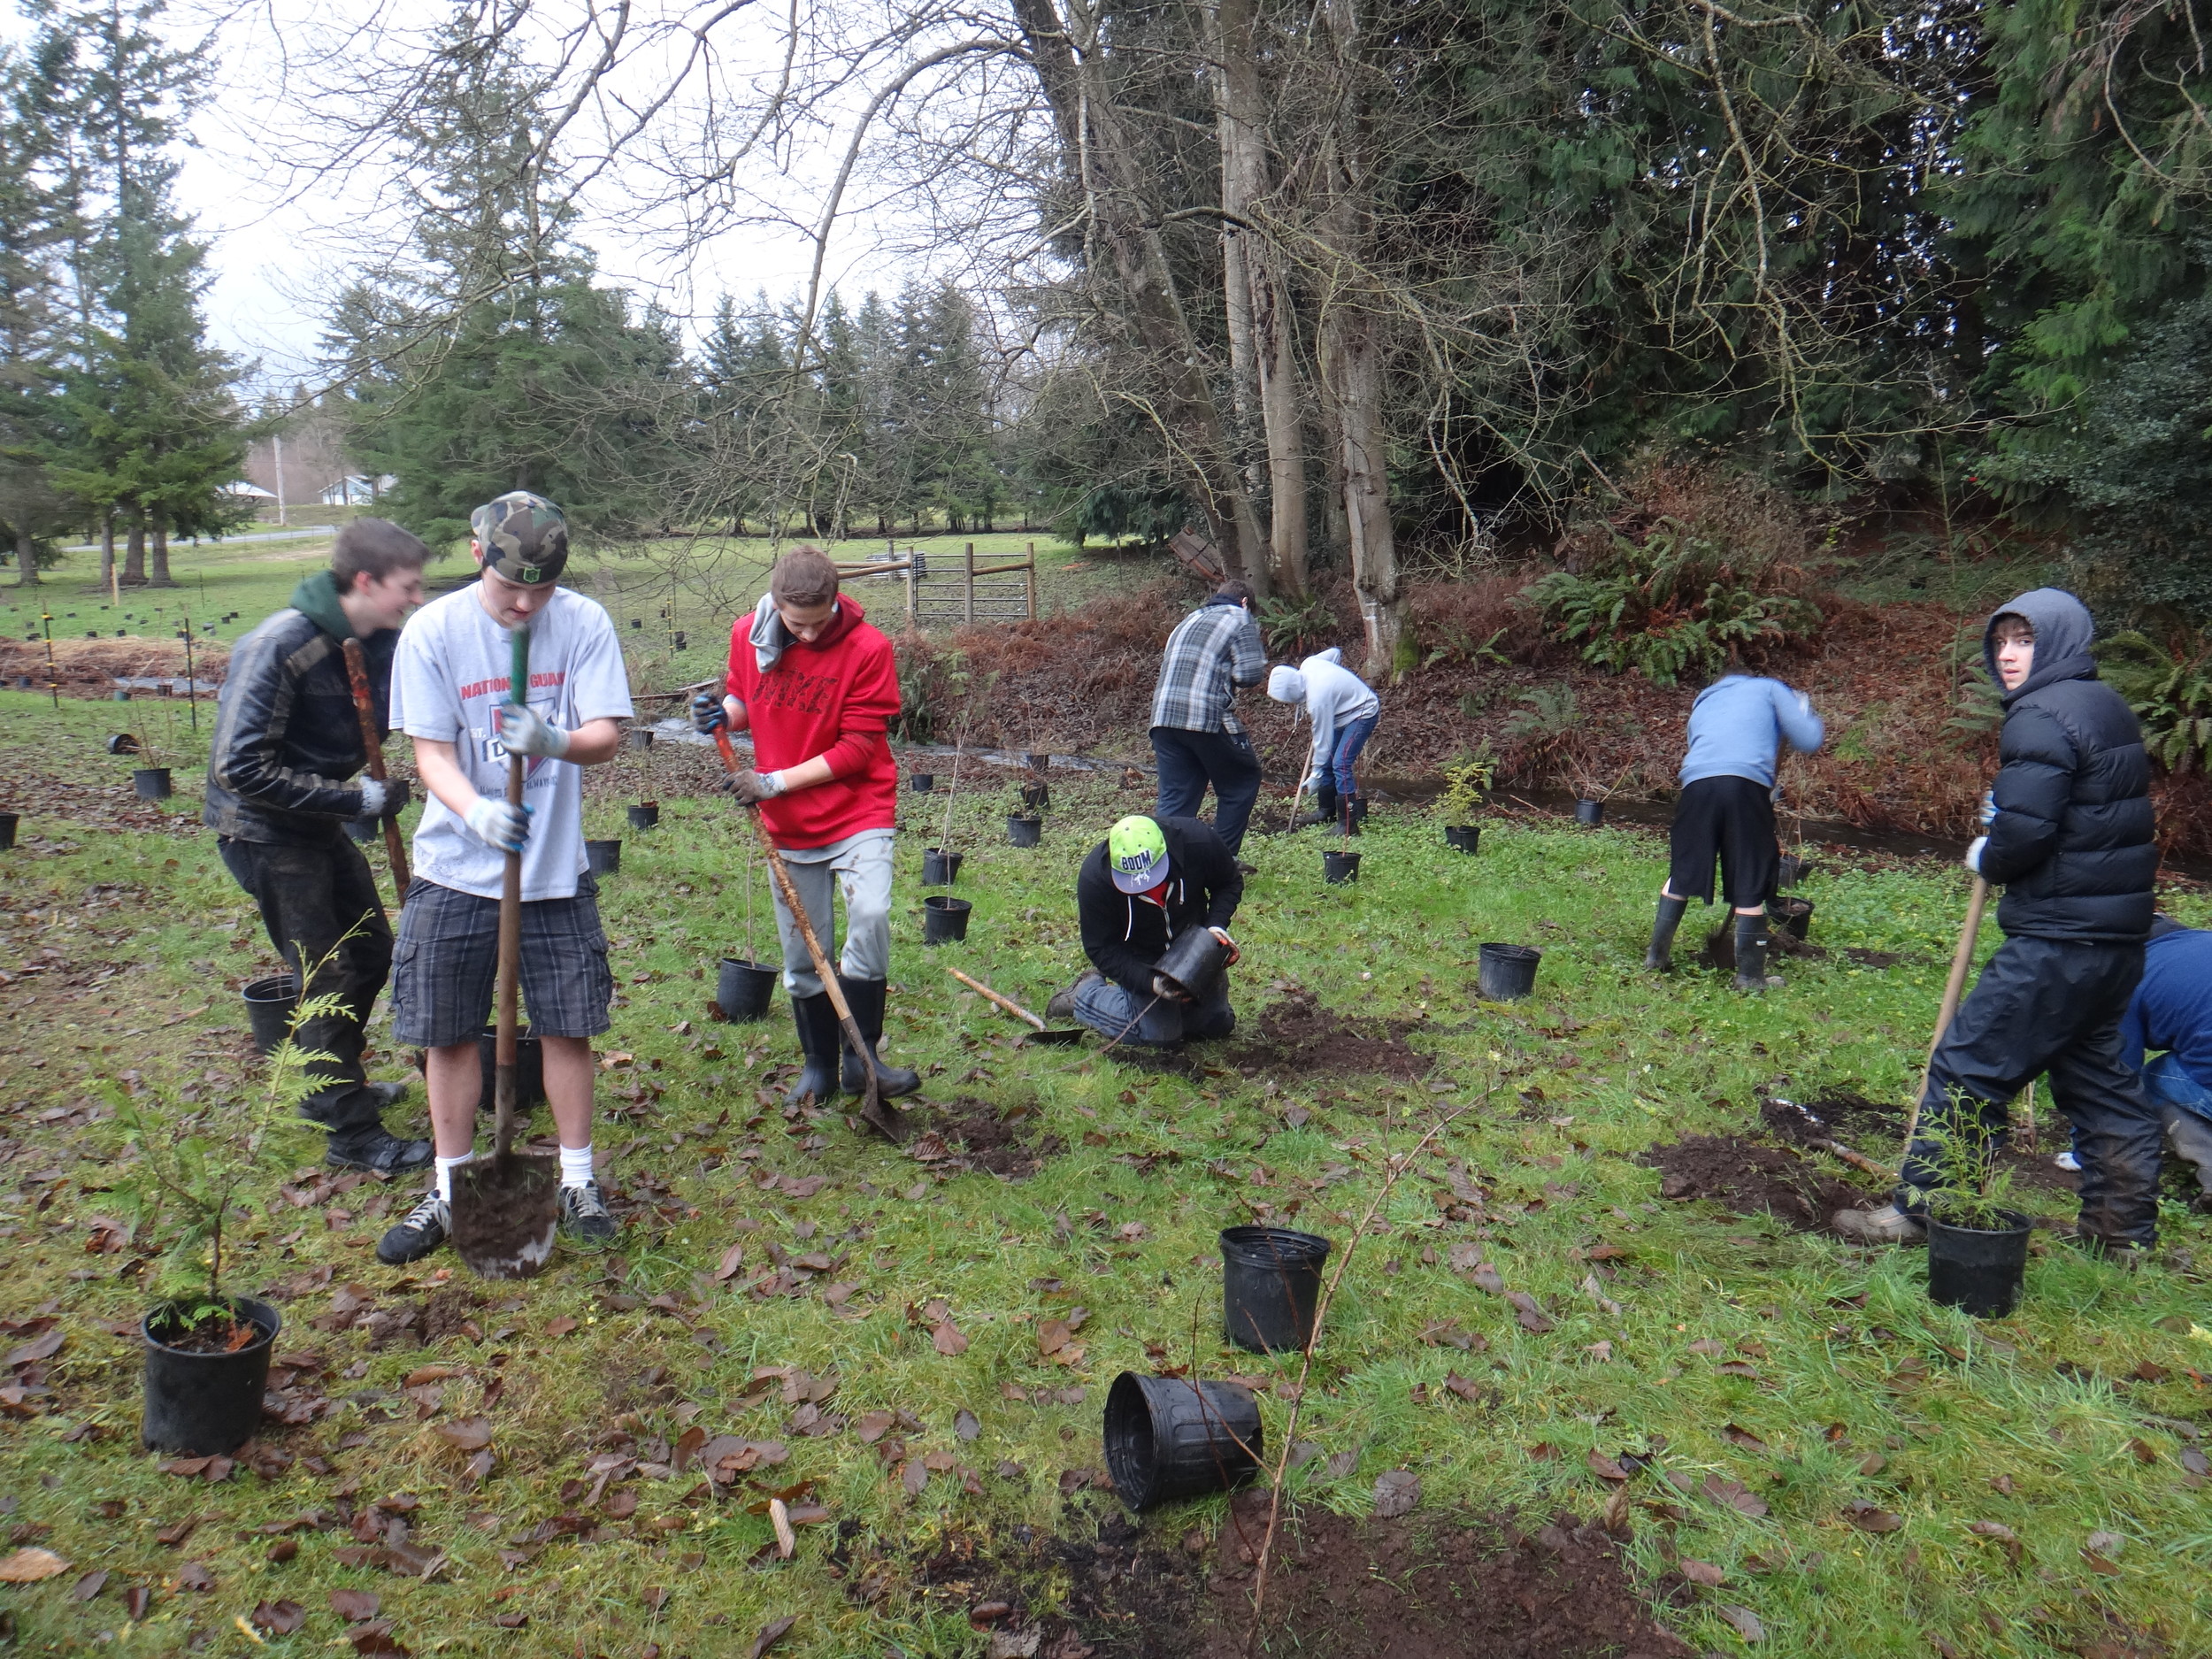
[113,945,349,1345]
[1436,743,1497,826]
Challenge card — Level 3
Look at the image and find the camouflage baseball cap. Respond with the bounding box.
[470,491,569,585]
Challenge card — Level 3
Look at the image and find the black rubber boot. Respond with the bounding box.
[784,992,842,1106]
[1732,911,1770,993]
[837,977,922,1098]
[1646,895,1689,972]
[1307,784,1339,831]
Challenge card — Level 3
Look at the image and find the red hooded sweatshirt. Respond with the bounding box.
[725,597,901,848]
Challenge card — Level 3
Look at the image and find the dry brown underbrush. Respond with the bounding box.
[0,636,228,696]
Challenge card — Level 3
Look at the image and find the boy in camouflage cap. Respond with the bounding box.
[376,490,636,1265]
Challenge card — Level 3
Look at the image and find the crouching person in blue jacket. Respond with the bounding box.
[2116,917,2212,1210]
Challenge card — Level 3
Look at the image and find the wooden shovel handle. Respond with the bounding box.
[1901,873,1990,1154]
[494,626,527,1158]
[340,638,411,897]
[946,966,1048,1031]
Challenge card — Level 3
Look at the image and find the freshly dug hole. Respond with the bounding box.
[1229,988,1430,1080]
[912,1096,1066,1178]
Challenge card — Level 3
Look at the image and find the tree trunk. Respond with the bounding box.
[1316,0,1405,679]
[15,525,38,585]
[1212,0,1309,599]
[1010,0,1268,595]
[122,509,146,586]
[148,515,174,587]
[99,511,114,595]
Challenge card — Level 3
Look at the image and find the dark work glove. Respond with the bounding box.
[691,693,727,734]
[718,769,785,804]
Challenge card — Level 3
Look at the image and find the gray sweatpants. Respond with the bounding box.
[770,829,895,997]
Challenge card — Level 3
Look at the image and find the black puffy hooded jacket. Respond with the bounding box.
[1979,588,2156,942]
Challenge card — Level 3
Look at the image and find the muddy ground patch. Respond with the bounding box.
[910,1095,1068,1179]
[1229,989,1431,1082]
[1644,1134,1878,1232]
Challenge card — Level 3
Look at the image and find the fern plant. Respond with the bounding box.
[1257,591,1337,657]
[2095,629,2212,772]
[1525,518,1821,687]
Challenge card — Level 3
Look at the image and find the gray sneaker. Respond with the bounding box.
[1045,970,1101,1022]
[558,1180,618,1248]
[376,1191,449,1264]
[1831,1203,1927,1246]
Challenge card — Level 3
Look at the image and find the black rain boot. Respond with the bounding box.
[1646,895,1689,972]
[837,976,922,1099]
[1732,911,1770,993]
[783,991,842,1106]
[1306,784,1338,831]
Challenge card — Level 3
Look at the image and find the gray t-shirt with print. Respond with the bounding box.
[390,584,634,901]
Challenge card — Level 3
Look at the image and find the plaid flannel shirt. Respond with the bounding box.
[1149,599,1266,734]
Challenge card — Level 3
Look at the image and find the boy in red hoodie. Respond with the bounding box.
[693,547,919,1104]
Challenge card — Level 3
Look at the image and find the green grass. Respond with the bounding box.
[1,690,2208,1656]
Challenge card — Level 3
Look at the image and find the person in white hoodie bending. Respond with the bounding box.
[1647,673,1824,991]
[1267,649,1382,833]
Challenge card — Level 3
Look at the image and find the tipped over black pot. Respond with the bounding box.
[1102,1372,1262,1509]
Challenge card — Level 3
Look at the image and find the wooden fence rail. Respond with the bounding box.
[833,542,1038,629]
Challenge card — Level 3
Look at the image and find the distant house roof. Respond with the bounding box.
[223,480,277,498]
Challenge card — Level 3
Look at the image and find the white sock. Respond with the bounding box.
[559,1143,595,1188]
[433,1153,474,1202]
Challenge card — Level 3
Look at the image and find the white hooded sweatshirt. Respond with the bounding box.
[1266,648,1380,788]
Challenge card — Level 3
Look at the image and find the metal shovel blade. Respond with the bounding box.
[449,1152,559,1280]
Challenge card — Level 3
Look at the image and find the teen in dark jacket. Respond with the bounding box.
[204,519,432,1174]
[1059,815,1243,1046]
[1836,588,2164,1252]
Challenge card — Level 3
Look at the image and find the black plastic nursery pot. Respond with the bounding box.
[716,957,779,1022]
[105,733,139,755]
[0,811,16,851]
[475,1025,545,1113]
[626,728,654,750]
[910,772,935,795]
[672,632,687,651]
[1021,781,1051,810]
[1770,895,1815,941]
[1025,752,1050,773]
[1777,854,1808,889]
[626,802,660,832]
[1220,1225,1332,1353]
[1444,825,1480,854]
[1322,849,1360,884]
[922,895,972,945]
[1574,798,1605,826]
[133,767,172,801]
[586,839,621,875]
[142,1296,280,1456]
[921,847,964,886]
[1155,926,1230,1001]
[1478,941,1542,1000]
[1926,1210,2032,1317]
[242,974,299,1056]
[1007,813,1043,849]
[112,688,130,702]
[1102,1371,1263,1509]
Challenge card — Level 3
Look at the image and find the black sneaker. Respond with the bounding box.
[326,1128,434,1174]
[376,1192,449,1264]
[558,1180,618,1248]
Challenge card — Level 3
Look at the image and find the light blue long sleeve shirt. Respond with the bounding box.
[1678,674,1824,790]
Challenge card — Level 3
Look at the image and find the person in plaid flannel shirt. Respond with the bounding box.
[1148,581,1267,856]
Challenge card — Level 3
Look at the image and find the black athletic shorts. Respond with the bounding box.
[389,873,613,1048]
[1667,775,1778,909]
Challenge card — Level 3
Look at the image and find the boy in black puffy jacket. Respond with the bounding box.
[1834,589,2165,1254]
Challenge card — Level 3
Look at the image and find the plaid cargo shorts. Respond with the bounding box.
[389,874,614,1048]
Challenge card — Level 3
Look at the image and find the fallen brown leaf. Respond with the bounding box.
[435,1417,494,1452]
[0,1548,71,1583]
[749,1614,798,1658]
[1701,1475,1769,1518]
[251,1600,308,1634]
[1679,1559,1726,1587]
[545,1317,579,1338]
[330,1586,382,1622]
[1722,1424,1768,1453]
[1844,1502,1903,1533]
[932,1318,969,1357]
[1716,1604,1765,1642]
[177,1562,215,1591]
[1372,1470,1420,1518]
[1586,1449,1630,1483]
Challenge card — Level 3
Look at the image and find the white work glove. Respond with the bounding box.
[1209,926,1241,966]
[1978,789,1997,828]
[465,795,533,853]
[1964,835,1987,875]
[358,778,388,818]
[1151,972,1193,1005]
[355,778,409,820]
[495,703,570,758]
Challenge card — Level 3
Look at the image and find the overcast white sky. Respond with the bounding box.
[0,0,928,396]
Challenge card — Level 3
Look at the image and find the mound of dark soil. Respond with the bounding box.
[1645,1134,1877,1231]
[1766,1092,2083,1210]
[1202,1507,1696,1659]
[1230,989,1430,1081]
[907,1502,1694,1659]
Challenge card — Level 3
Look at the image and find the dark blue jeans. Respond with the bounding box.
[1150,726,1263,855]
[1072,972,1235,1047]
[1323,712,1379,799]
[1898,934,2162,1246]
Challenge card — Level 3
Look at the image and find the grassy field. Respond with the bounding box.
[1,685,2208,1657]
[0,526,1139,697]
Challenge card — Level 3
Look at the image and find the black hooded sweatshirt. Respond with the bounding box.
[1077,816,1243,998]
[1979,588,2156,942]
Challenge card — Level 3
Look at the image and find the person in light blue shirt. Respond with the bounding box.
[1646,673,1824,990]
[1267,648,1381,833]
